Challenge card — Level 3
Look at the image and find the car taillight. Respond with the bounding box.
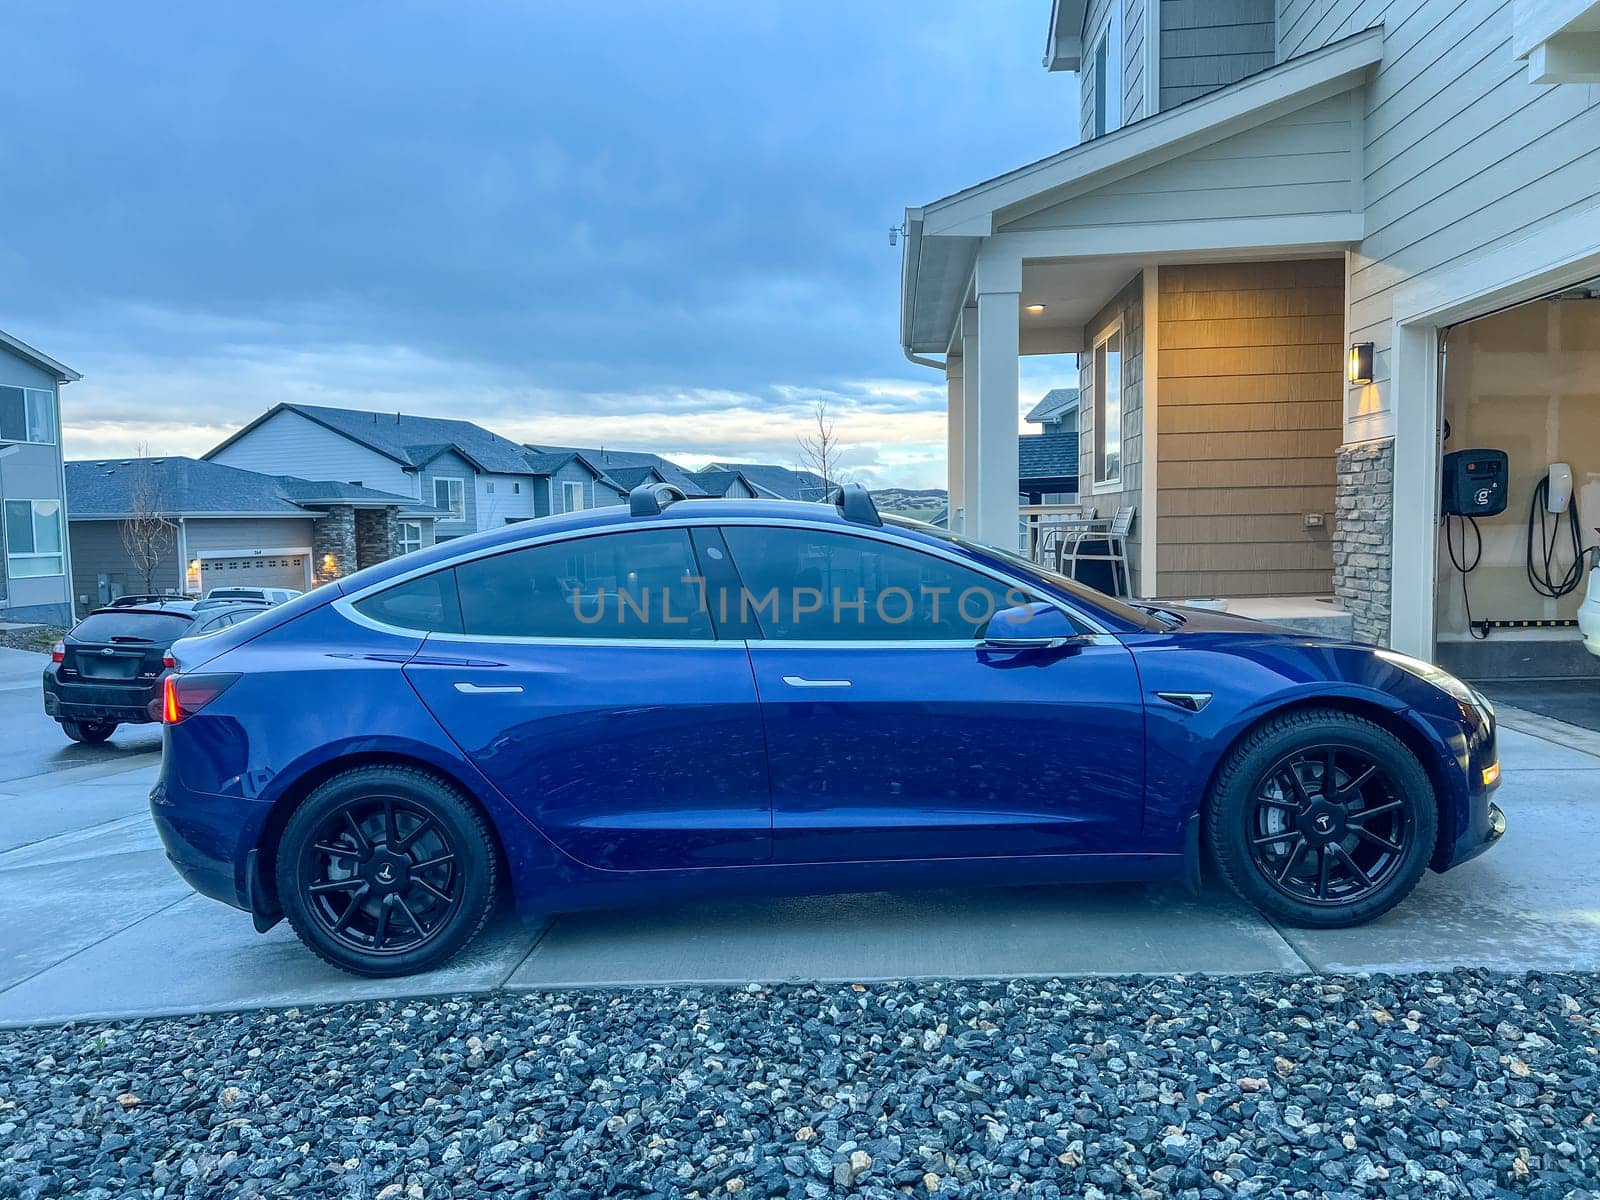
[162,673,239,724]
[162,652,177,670]
[51,641,64,664]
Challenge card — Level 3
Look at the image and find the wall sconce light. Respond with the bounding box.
[1347,342,1375,385]
[321,554,339,576]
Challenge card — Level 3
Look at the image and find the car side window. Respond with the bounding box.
[353,570,464,633]
[720,526,1035,641]
[452,528,713,640]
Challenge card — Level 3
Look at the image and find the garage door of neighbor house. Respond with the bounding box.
[200,555,307,591]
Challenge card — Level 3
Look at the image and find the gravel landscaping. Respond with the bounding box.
[2,971,1597,1199]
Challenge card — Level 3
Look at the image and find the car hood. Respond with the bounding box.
[1140,603,1333,641]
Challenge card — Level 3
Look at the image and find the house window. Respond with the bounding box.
[513,482,520,494]
[433,477,465,521]
[1092,325,1123,489]
[486,481,496,494]
[0,386,57,445]
[562,481,586,512]
[1092,3,1123,137]
[398,521,423,555]
[4,498,64,577]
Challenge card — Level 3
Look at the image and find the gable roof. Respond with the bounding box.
[1026,388,1079,425]
[691,468,758,498]
[1018,433,1080,482]
[0,328,81,383]
[526,445,713,497]
[206,403,540,476]
[604,464,669,491]
[66,457,443,519]
[705,462,830,502]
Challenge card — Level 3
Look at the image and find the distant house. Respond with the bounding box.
[206,404,627,538]
[703,462,830,501]
[689,468,760,499]
[65,457,443,603]
[525,445,714,498]
[0,329,78,625]
[1025,388,1079,434]
[1020,388,1080,505]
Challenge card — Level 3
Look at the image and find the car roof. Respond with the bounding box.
[79,603,198,622]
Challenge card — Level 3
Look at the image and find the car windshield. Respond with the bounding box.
[880,514,1165,630]
[71,611,193,642]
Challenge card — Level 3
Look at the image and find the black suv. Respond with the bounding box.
[42,601,262,743]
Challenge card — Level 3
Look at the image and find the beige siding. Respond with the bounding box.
[1155,259,1343,598]
[1079,273,1147,593]
[1270,0,1600,440]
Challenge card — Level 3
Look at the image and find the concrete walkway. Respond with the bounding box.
[2,642,1597,1026]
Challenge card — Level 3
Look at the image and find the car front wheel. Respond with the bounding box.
[276,765,499,977]
[1206,709,1437,928]
[61,719,116,744]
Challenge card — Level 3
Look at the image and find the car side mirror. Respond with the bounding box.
[983,603,1085,650]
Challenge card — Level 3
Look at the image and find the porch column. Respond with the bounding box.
[960,308,979,535]
[973,251,1021,549]
[945,358,965,529]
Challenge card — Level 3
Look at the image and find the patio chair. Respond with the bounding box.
[1057,505,1136,597]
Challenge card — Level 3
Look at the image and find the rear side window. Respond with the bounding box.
[353,570,463,633]
[453,529,712,640]
[72,611,193,642]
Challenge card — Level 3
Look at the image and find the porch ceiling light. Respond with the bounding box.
[1025,303,1047,314]
[1348,341,1375,385]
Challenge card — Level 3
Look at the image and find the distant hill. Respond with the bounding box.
[871,487,948,522]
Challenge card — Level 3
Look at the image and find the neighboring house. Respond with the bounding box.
[206,405,627,537]
[0,329,78,625]
[689,468,761,499]
[1020,387,1082,504]
[526,445,715,498]
[901,0,1600,674]
[703,462,831,501]
[1026,387,1079,433]
[65,457,443,602]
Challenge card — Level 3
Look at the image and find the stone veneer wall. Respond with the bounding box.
[1332,439,1394,645]
[312,505,357,587]
[354,507,398,571]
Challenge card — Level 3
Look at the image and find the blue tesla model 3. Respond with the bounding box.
[151,484,1504,976]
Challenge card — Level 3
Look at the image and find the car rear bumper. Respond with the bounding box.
[149,761,273,916]
[43,675,161,724]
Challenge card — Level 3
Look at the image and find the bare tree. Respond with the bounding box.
[120,452,177,593]
[795,399,848,500]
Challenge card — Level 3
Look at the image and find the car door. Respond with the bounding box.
[389,525,771,870]
[718,523,1145,864]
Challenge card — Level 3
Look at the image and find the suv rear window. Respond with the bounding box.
[72,611,194,642]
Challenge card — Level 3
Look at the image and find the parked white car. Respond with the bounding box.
[198,586,302,608]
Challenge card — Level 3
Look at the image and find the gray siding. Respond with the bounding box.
[1078,273,1146,594]
[208,408,416,497]
[185,517,314,554]
[1155,260,1343,598]
[0,342,70,619]
[1080,0,1153,140]
[1161,0,1277,110]
[418,450,477,536]
[70,519,181,605]
[1271,0,1600,440]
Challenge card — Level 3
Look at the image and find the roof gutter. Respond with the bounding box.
[899,211,947,373]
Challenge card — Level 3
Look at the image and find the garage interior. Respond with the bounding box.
[1433,279,1600,729]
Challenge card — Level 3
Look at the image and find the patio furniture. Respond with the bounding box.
[1056,505,1136,597]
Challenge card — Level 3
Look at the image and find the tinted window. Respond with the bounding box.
[72,611,193,643]
[353,570,463,633]
[721,527,1033,641]
[454,529,712,640]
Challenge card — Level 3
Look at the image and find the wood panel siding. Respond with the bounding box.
[1271,0,1600,441]
[1155,259,1343,598]
[1160,0,1276,110]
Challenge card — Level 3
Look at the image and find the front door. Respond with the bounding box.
[396,527,771,870]
[719,525,1145,863]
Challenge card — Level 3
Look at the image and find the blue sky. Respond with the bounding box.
[1,1,1079,488]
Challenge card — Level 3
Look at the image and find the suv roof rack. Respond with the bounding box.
[833,482,882,527]
[629,481,687,516]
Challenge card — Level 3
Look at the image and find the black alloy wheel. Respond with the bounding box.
[1207,709,1437,928]
[277,765,498,977]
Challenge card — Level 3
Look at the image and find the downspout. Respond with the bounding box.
[177,517,189,597]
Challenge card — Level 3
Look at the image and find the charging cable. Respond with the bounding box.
[1445,512,1488,640]
[1526,477,1585,599]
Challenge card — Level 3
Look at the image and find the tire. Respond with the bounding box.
[275,764,499,977]
[61,720,116,744]
[1205,708,1437,929]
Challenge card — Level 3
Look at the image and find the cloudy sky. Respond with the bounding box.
[2,1,1079,489]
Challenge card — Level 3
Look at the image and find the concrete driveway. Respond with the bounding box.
[2,643,1597,1028]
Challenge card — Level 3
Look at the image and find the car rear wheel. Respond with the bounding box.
[60,719,116,744]
[1206,709,1437,928]
[276,765,499,977]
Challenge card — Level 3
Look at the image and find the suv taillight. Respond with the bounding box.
[162,652,177,670]
[162,673,239,724]
[51,641,64,664]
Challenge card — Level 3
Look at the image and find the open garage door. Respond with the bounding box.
[1434,278,1600,728]
[199,554,308,592]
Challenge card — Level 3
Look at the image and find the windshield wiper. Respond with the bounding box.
[1135,604,1186,629]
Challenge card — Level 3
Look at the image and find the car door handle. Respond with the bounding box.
[453,682,524,695]
[781,675,852,689]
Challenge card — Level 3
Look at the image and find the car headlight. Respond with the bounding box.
[1375,649,1492,715]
